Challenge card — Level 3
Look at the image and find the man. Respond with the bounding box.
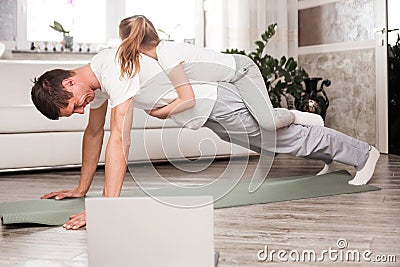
[31,49,380,230]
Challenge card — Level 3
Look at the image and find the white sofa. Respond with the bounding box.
[0,59,251,171]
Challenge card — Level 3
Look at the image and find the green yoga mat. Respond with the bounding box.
[0,170,380,226]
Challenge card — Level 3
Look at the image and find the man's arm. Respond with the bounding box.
[79,101,109,193]
[103,98,134,196]
[41,101,108,199]
[61,98,134,230]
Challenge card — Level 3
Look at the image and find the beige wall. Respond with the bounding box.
[298,0,376,144]
[299,49,376,143]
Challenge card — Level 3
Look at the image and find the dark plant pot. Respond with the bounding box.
[303,77,322,94]
[296,77,331,119]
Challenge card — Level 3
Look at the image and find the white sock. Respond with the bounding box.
[290,110,324,127]
[317,162,337,175]
[348,146,380,185]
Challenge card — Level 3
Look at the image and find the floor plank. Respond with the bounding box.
[0,153,399,266]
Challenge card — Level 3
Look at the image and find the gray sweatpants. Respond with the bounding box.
[230,54,294,130]
[181,54,293,130]
[204,82,370,170]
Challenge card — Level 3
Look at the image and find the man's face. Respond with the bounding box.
[59,80,95,117]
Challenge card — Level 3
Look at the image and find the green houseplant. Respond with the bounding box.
[224,23,309,108]
[49,21,73,50]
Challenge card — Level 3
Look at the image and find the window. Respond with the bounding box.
[26,0,106,43]
[16,0,204,51]
[17,0,107,50]
[125,0,202,44]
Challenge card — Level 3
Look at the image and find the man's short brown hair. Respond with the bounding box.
[31,69,75,120]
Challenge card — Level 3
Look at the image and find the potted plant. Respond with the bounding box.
[50,21,73,50]
[223,23,309,108]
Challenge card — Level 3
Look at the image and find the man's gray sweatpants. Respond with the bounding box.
[204,82,370,170]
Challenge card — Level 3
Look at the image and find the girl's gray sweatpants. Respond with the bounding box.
[230,54,294,130]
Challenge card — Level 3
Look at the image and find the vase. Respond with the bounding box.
[63,35,74,51]
[296,77,331,119]
[303,77,322,94]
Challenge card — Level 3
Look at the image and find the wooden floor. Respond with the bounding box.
[0,153,399,266]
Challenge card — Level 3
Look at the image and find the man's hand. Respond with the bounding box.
[41,188,85,200]
[41,189,87,230]
[63,211,86,230]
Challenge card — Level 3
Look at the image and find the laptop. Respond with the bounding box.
[86,196,217,267]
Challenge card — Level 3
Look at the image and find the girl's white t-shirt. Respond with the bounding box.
[88,49,218,130]
[135,54,219,130]
[155,40,236,82]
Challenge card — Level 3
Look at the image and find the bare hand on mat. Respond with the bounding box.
[40,188,87,229]
[40,188,85,200]
[63,211,86,230]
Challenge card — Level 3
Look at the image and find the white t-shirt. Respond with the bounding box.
[156,40,236,82]
[134,54,218,130]
[89,49,217,129]
[90,49,140,109]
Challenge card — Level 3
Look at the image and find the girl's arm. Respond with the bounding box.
[149,62,195,119]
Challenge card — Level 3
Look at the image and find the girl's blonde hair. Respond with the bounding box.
[117,15,160,78]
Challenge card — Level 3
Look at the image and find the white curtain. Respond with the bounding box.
[204,0,298,59]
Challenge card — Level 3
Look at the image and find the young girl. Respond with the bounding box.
[117,15,323,128]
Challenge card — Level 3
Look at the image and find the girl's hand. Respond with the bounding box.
[149,108,168,119]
